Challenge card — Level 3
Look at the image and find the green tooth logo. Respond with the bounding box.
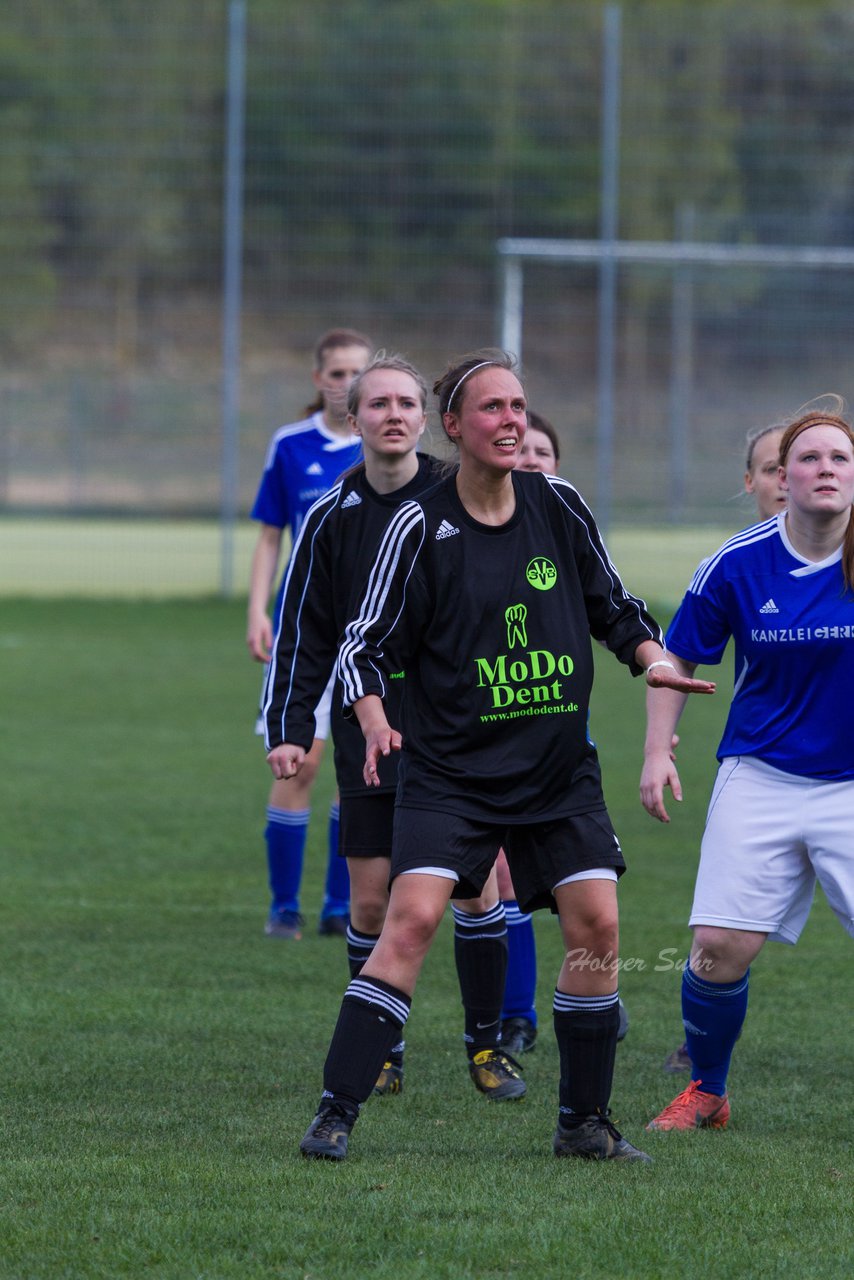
[526,557,557,591]
[505,604,527,649]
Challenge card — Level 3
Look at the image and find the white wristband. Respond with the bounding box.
[646,659,676,674]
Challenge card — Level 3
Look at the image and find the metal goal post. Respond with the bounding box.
[497,236,854,529]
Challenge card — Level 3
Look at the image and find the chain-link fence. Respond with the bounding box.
[3,1,854,591]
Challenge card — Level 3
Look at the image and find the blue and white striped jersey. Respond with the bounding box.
[251,411,363,617]
[666,512,854,779]
[251,412,362,541]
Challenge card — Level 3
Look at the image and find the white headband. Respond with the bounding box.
[444,361,497,414]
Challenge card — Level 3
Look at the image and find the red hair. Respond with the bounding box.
[779,411,854,592]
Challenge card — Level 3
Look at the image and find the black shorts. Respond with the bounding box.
[392,806,625,912]
[338,792,396,859]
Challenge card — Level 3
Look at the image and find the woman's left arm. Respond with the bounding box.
[637,647,712,823]
[353,694,403,787]
[635,640,716,695]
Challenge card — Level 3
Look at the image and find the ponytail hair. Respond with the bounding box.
[347,350,428,418]
[302,327,373,416]
[779,406,854,593]
[745,422,785,475]
[432,348,519,443]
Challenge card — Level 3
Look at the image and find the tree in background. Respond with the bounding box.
[0,31,58,352]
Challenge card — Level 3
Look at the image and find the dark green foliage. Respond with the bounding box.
[4,1,854,334]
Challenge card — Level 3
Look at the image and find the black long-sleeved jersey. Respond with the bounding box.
[338,469,664,822]
[263,454,446,796]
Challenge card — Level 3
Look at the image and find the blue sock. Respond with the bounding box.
[321,802,350,918]
[501,900,537,1025]
[265,805,309,916]
[682,964,749,1096]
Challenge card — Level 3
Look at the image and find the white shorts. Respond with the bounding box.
[254,667,333,741]
[690,756,854,944]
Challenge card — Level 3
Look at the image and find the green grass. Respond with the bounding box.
[0,599,850,1279]
[0,519,261,598]
[0,518,737,610]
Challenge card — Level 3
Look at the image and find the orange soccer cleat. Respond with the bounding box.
[646,1080,731,1131]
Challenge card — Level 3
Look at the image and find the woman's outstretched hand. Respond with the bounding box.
[645,661,715,695]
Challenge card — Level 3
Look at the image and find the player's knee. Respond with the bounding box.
[387,907,441,961]
[459,890,498,913]
[269,765,319,808]
[691,925,757,977]
[590,917,619,959]
[566,900,618,949]
[353,894,387,936]
[295,757,321,788]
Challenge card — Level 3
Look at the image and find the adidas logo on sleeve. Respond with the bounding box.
[435,519,460,540]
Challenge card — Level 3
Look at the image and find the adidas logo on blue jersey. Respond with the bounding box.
[341,490,362,509]
[435,519,459,540]
[306,461,324,476]
[759,598,779,614]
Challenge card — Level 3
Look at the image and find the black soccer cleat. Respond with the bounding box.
[617,998,629,1042]
[662,1040,692,1073]
[299,1103,356,1160]
[318,913,349,938]
[468,1049,527,1101]
[553,1113,652,1163]
[264,910,304,940]
[373,1060,404,1096]
[500,1016,538,1056]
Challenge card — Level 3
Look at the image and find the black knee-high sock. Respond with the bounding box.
[322,976,411,1112]
[346,925,380,979]
[345,928,405,1068]
[553,989,620,1120]
[452,903,508,1058]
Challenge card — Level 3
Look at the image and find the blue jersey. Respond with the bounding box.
[666,513,854,780]
[252,412,363,615]
[251,412,363,541]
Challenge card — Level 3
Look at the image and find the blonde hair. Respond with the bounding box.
[303,327,373,415]
[347,351,427,418]
[745,422,784,475]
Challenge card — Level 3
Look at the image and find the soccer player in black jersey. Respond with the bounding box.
[299,349,714,1163]
[501,411,630,1055]
[265,353,524,1102]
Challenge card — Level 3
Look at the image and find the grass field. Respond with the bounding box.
[0,597,850,1279]
[0,519,260,599]
[0,518,738,610]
